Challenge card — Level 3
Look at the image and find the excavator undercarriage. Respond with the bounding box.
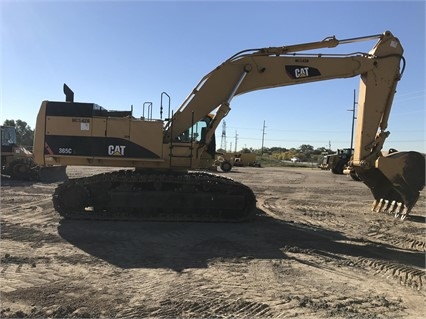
[53,170,256,222]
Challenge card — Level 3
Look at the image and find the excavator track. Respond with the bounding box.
[52,170,257,222]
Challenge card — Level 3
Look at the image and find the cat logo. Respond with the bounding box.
[108,145,126,156]
[294,67,310,78]
[285,65,321,79]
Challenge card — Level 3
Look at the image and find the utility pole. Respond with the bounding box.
[261,120,266,155]
[234,131,238,152]
[347,89,357,151]
[220,121,227,150]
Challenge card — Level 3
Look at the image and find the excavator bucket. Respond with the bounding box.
[356,151,425,220]
[38,166,68,183]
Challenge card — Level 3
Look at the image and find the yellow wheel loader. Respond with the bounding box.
[33,31,424,221]
[1,125,67,182]
[214,152,260,172]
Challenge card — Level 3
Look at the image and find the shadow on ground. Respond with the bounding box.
[57,209,425,272]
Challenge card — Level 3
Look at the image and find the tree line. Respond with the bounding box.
[240,144,332,163]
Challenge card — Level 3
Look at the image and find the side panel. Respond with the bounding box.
[46,116,92,137]
[130,120,163,158]
[107,117,130,139]
[92,118,107,137]
[41,101,164,166]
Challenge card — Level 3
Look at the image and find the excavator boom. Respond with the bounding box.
[161,31,423,220]
[33,31,424,221]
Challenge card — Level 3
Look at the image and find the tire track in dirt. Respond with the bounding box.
[98,265,275,318]
[1,180,75,297]
[1,243,58,293]
[149,283,273,318]
[1,181,57,227]
[1,196,52,214]
[198,256,407,318]
[261,196,340,229]
[259,194,425,292]
[1,262,55,293]
[0,225,78,295]
[117,263,277,318]
[355,258,425,291]
[367,219,426,252]
[1,246,111,298]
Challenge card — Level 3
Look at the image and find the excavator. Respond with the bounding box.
[33,31,424,221]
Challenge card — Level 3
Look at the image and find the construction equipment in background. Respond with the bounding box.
[1,125,67,182]
[234,153,261,167]
[318,148,353,174]
[33,31,424,221]
[320,148,352,173]
[215,152,260,172]
[319,148,361,181]
[319,148,404,181]
[214,152,234,172]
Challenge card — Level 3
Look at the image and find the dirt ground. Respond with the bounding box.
[1,166,425,318]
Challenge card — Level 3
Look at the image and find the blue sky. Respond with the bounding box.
[1,0,425,152]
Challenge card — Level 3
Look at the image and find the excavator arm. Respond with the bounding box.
[165,31,424,219]
[165,32,398,153]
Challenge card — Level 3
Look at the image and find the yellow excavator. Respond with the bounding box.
[33,31,424,221]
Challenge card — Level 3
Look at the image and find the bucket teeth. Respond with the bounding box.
[372,198,385,213]
[399,206,410,221]
[371,197,410,220]
[360,151,425,222]
[385,200,393,214]
[371,199,379,212]
[382,200,391,213]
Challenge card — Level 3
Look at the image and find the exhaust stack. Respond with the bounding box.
[63,83,74,103]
